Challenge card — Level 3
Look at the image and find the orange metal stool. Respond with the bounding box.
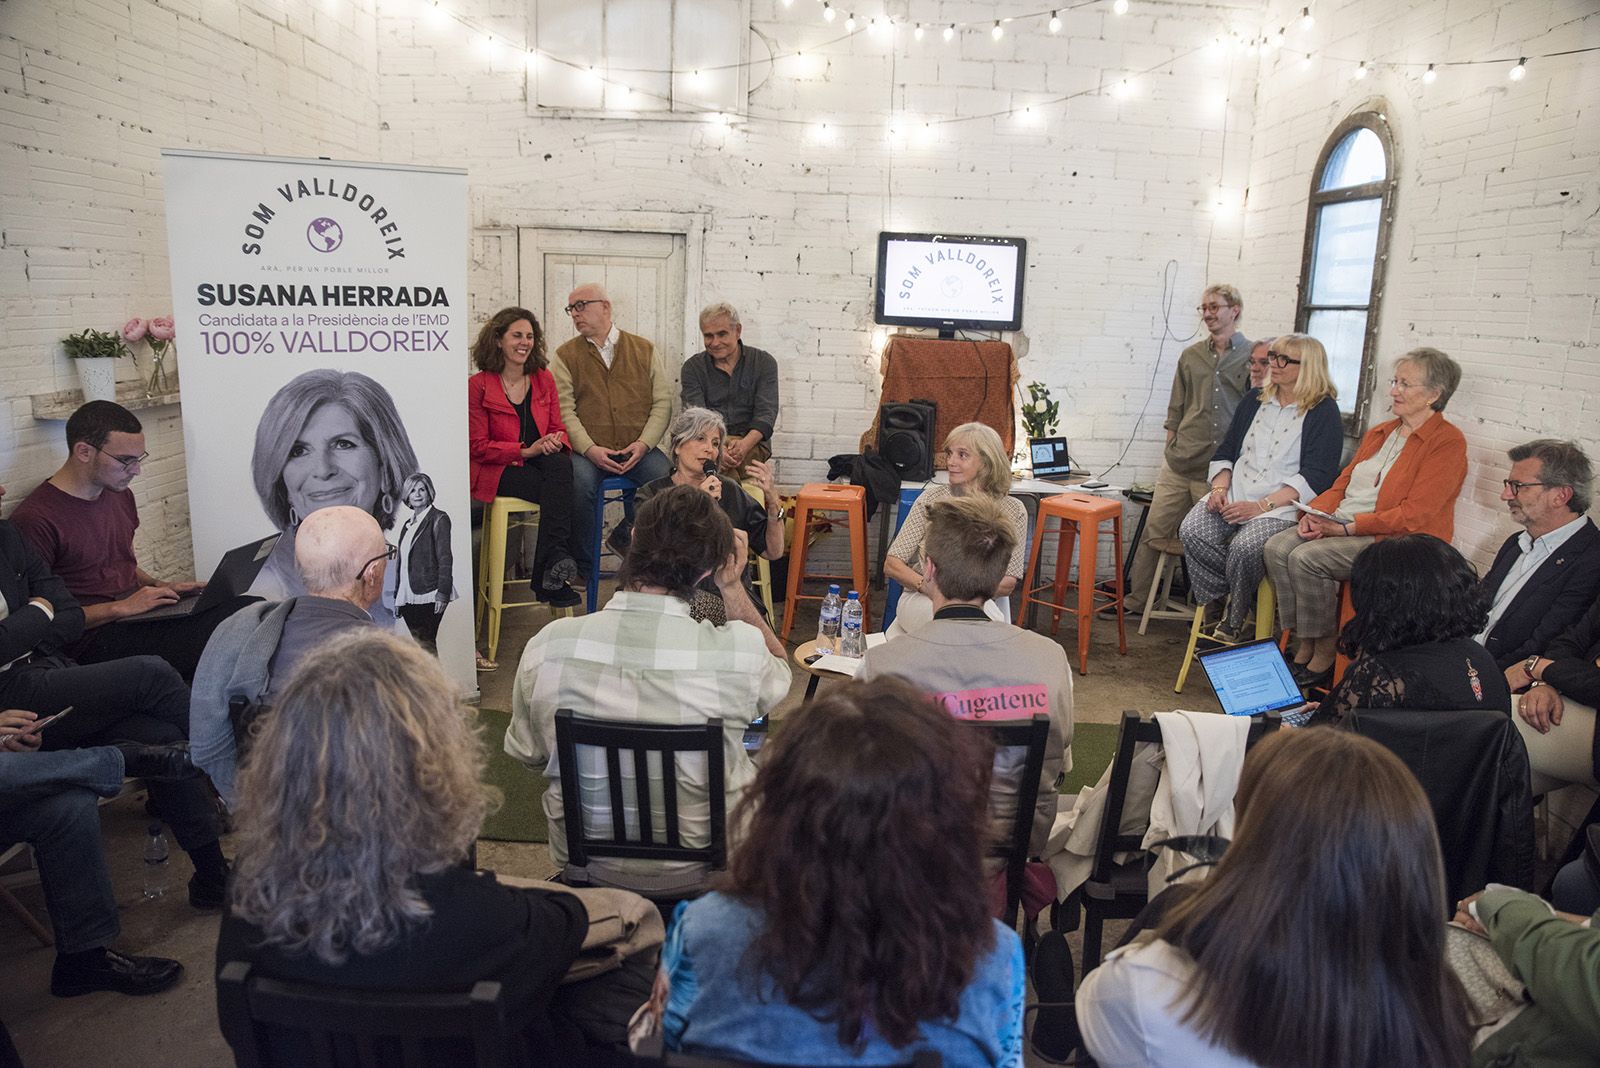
[781,483,871,643]
[1015,492,1127,675]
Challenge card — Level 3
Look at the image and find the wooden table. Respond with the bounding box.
[792,638,858,702]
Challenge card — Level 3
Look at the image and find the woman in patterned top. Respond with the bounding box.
[884,421,1028,636]
[1313,534,1510,726]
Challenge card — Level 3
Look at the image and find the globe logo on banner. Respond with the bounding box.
[940,275,964,298]
[306,217,344,253]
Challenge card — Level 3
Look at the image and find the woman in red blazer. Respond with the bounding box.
[1263,347,1468,688]
[468,307,582,620]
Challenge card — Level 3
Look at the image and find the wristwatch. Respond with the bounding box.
[1523,654,1541,681]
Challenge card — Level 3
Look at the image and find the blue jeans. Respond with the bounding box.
[570,448,672,575]
[0,747,125,954]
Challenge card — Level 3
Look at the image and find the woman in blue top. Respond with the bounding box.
[642,675,1025,1067]
[1179,333,1343,642]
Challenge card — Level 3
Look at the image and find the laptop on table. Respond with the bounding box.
[121,533,280,624]
[1195,638,1308,718]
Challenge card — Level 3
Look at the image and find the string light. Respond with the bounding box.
[1353,60,1368,79]
[913,22,923,40]
[991,20,1003,40]
[943,24,954,42]
[424,0,448,27]
[1273,27,1286,48]
[1113,0,1129,15]
[845,13,856,32]
[1423,62,1437,83]
[780,0,791,6]
[822,2,835,23]
[1509,56,1527,79]
[1300,7,1314,30]
[1049,11,1061,33]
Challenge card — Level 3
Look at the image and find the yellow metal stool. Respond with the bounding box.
[741,481,779,622]
[1174,578,1280,693]
[476,496,576,663]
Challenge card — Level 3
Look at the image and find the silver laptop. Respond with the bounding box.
[122,533,280,623]
[1196,638,1307,716]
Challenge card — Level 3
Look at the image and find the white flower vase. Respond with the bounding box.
[76,358,118,403]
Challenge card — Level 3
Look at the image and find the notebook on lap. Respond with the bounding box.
[121,533,280,623]
[1195,638,1306,717]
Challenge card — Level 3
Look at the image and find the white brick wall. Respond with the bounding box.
[5,0,1595,581]
[1233,0,1600,570]
[0,0,380,577]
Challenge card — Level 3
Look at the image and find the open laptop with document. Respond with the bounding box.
[1029,437,1074,482]
[121,533,280,623]
[1196,638,1307,717]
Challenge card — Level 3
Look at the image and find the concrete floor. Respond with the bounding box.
[0,586,1214,1068]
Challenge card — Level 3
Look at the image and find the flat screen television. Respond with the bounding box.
[874,231,1026,334]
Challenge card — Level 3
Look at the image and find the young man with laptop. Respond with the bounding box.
[12,401,260,681]
[859,494,1072,854]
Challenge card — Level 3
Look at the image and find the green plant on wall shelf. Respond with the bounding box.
[61,329,131,360]
[1021,381,1060,440]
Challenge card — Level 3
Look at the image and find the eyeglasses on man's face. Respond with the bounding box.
[564,299,609,315]
[92,444,149,470]
[355,543,398,581]
[1267,351,1300,367]
[1502,480,1550,496]
[1196,303,1231,314]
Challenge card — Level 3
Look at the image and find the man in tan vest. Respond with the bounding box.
[551,282,673,577]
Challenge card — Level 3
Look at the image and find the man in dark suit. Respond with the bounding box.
[1478,440,1600,691]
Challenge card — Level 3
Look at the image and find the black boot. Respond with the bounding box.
[1029,928,1081,1063]
[51,948,183,997]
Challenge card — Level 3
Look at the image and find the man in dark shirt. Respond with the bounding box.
[191,506,383,808]
[0,502,229,914]
[12,400,254,680]
[680,302,780,477]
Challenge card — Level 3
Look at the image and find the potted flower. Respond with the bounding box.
[1021,381,1061,441]
[61,328,130,403]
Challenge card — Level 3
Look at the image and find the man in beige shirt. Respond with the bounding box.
[550,282,673,577]
[1128,284,1252,606]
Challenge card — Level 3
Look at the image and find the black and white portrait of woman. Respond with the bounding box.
[390,471,456,652]
[249,368,419,631]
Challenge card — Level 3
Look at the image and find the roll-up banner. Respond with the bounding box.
[163,150,475,694]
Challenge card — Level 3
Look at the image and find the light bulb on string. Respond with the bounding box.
[1423,63,1437,84]
[524,50,538,71]
[822,2,835,23]
[1049,11,1061,32]
[780,0,791,6]
[1509,56,1526,80]
[991,20,1003,40]
[943,24,955,42]
[1299,7,1314,30]
[913,23,923,40]
[1353,61,1367,79]
[845,13,856,31]
[424,0,449,27]
[1113,0,1129,15]
[1300,51,1312,70]
[1273,26,1286,48]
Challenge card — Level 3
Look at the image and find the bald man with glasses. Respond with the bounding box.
[550,283,673,577]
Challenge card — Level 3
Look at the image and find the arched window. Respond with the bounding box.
[1296,109,1396,432]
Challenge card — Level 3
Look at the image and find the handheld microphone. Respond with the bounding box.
[702,459,717,477]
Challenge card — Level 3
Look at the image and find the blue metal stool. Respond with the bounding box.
[587,476,637,613]
[880,484,924,631]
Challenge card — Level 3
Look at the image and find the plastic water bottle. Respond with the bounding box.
[839,590,864,658]
[142,822,170,900]
[817,584,842,653]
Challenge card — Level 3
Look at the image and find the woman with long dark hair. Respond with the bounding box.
[643,676,1025,1065]
[467,307,582,618]
[1313,533,1508,725]
[1078,728,1473,1068]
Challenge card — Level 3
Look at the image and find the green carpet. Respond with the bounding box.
[476,710,1118,843]
[478,707,548,843]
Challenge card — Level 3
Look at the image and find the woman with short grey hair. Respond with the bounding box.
[1263,348,1469,689]
[634,406,783,623]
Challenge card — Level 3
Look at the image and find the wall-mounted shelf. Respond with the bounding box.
[30,379,182,421]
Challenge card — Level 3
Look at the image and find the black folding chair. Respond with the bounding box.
[965,715,1052,931]
[217,961,530,1068]
[553,709,728,905]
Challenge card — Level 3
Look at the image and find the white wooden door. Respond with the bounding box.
[518,228,688,369]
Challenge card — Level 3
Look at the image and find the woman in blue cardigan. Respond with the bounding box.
[1179,333,1343,642]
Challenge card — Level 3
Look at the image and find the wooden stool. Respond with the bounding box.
[1138,536,1192,634]
[1174,578,1281,693]
[476,496,576,663]
[741,481,779,622]
[1017,492,1127,675]
[781,483,870,643]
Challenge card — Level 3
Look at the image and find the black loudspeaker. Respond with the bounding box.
[878,400,937,481]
